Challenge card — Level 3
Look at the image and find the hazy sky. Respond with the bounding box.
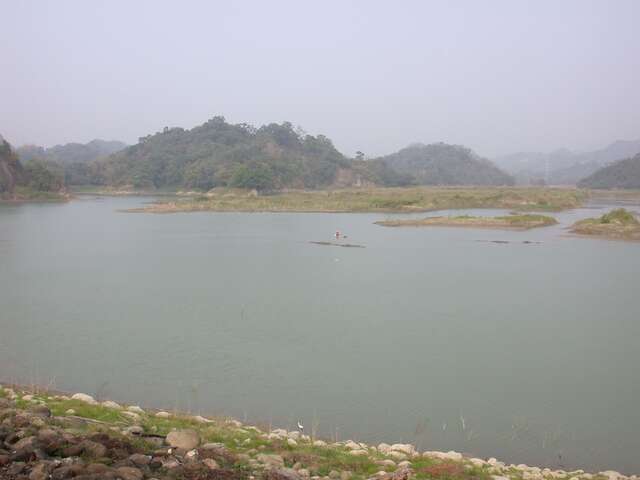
[1,0,639,157]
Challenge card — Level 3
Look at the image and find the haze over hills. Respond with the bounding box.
[17,139,127,165]
[377,143,514,186]
[0,135,64,198]
[493,139,640,185]
[65,117,513,190]
[578,153,640,189]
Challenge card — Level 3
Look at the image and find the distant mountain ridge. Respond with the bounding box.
[493,139,640,185]
[80,117,514,190]
[17,139,127,165]
[376,142,514,186]
[578,153,640,189]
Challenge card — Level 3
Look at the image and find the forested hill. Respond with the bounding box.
[0,135,23,196]
[578,153,640,189]
[57,118,516,190]
[90,117,350,190]
[1,135,65,199]
[17,139,127,165]
[377,143,515,186]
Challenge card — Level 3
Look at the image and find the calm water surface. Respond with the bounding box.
[1,197,639,473]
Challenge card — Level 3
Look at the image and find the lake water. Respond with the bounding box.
[1,196,639,474]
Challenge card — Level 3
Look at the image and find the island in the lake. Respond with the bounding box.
[123,187,587,214]
[375,214,558,230]
[570,208,640,241]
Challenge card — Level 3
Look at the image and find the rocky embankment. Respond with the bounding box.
[0,385,634,480]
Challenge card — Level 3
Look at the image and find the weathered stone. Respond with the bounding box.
[349,449,367,456]
[65,409,76,415]
[29,405,51,418]
[203,458,220,470]
[101,400,122,409]
[340,471,353,480]
[71,393,98,405]
[13,435,37,450]
[313,440,327,447]
[29,462,51,480]
[391,444,415,456]
[257,453,285,468]
[266,468,303,480]
[121,411,141,422]
[389,451,407,461]
[161,456,181,469]
[116,466,144,480]
[288,438,298,446]
[86,463,112,474]
[155,411,170,418]
[80,439,108,458]
[127,405,145,415]
[166,429,200,450]
[129,453,151,466]
[124,425,144,436]
[193,415,213,423]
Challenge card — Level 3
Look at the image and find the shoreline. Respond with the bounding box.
[374,215,557,230]
[1,383,635,480]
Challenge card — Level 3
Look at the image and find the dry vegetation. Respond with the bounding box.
[375,214,557,230]
[124,187,587,214]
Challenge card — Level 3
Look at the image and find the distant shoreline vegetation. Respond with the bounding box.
[374,214,558,230]
[122,187,587,214]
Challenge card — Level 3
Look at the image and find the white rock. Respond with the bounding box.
[288,431,300,440]
[349,449,368,456]
[121,411,141,422]
[469,458,486,467]
[193,415,213,423]
[166,429,200,450]
[65,408,76,415]
[398,461,412,468]
[299,469,310,478]
[389,451,407,461]
[378,443,392,454]
[71,393,98,405]
[22,394,34,401]
[313,440,327,447]
[601,472,622,480]
[391,444,415,456]
[345,440,361,450]
[127,405,145,414]
[288,438,298,447]
[444,451,463,461]
[155,411,171,418]
[185,449,199,460]
[523,471,543,480]
[102,400,122,409]
[492,476,510,480]
[377,460,397,468]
